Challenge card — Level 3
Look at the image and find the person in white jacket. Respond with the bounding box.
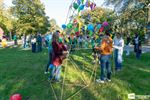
[113,33,124,71]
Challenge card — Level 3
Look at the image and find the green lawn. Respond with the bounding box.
[0,47,150,100]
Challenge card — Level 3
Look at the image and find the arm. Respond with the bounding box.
[113,39,124,50]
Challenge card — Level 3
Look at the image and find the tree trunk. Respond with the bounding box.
[9,31,12,41]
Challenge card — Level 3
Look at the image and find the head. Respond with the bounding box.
[116,33,121,39]
[52,31,59,41]
[105,31,110,37]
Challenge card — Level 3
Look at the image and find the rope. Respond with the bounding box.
[50,82,58,100]
[69,57,87,85]
[67,85,88,100]
[60,58,68,100]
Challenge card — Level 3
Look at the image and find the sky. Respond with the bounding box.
[4,0,111,27]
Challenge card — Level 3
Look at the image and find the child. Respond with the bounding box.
[49,31,68,82]
[113,33,124,71]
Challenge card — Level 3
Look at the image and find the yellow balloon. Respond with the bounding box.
[2,39,7,48]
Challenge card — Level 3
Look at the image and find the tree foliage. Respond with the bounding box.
[12,0,50,35]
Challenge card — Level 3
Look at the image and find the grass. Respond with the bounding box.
[0,47,150,100]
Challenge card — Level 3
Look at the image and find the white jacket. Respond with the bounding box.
[113,37,124,55]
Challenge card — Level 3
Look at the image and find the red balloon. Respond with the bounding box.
[10,94,22,100]
[75,31,80,36]
[99,27,104,32]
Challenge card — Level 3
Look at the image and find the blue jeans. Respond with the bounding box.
[114,49,122,70]
[136,52,141,59]
[49,65,61,81]
[45,51,52,72]
[100,54,111,80]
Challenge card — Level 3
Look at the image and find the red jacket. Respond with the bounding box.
[52,41,67,67]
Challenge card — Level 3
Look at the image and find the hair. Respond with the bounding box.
[56,30,60,33]
[52,32,59,41]
[105,31,110,36]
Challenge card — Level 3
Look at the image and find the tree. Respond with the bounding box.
[12,0,50,35]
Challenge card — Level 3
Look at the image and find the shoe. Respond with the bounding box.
[106,79,111,82]
[44,71,49,74]
[96,79,105,84]
[115,69,121,72]
[93,60,96,63]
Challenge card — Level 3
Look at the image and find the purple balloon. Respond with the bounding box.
[102,22,109,26]
[85,1,89,7]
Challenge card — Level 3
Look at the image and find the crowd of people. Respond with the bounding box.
[0,30,143,83]
[42,29,143,83]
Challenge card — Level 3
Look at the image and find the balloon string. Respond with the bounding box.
[65,0,76,24]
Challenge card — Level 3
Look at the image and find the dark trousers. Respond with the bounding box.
[37,43,42,52]
[32,43,36,53]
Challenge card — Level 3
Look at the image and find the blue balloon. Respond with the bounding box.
[62,24,67,29]
[79,5,84,10]
[77,0,81,5]
[87,24,94,31]
[97,24,101,29]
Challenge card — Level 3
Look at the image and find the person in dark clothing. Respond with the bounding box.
[31,36,37,53]
[37,34,42,52]
[126,34,131,56]
[133,33,142,59]
[13,34,18,46]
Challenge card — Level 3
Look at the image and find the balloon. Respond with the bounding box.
[84,25,87,30]
[81,0,84,4]
[10,94,22,100]
[75,31,80,36]
[97,24,101,29]
[87,14,91,20]
[89,31,93,36]
[99,27,104,32]
[73,3,79,10]
[102,21,109,26]
[74,28,79,32]
[73,19,78,23]
[85,1,90,7]
[77,0,81,5]
[90,3,94,10]
[87,24,94,31]
[62,24,67,29]
[67,23,73,29]
[78,22,82,30]
[79,5,84,10]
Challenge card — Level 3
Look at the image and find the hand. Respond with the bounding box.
[94,47,99,50]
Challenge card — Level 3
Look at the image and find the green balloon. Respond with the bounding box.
[74,28,79,32]
[78,8,81,13]
[81,0,84,4]
[67,23,73,29]
[89,31,93,36]
[73,3,79,10]
[84,25,87,30]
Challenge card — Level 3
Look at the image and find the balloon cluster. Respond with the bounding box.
[61,0,111,36]
[72,0,96,12]
[62,0,97,36]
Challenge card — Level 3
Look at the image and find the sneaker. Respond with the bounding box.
[106,79,111,82]
[115,69,121,72]
[96,79,105,84]
[44,71,49,74]
[55,80,61,83]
